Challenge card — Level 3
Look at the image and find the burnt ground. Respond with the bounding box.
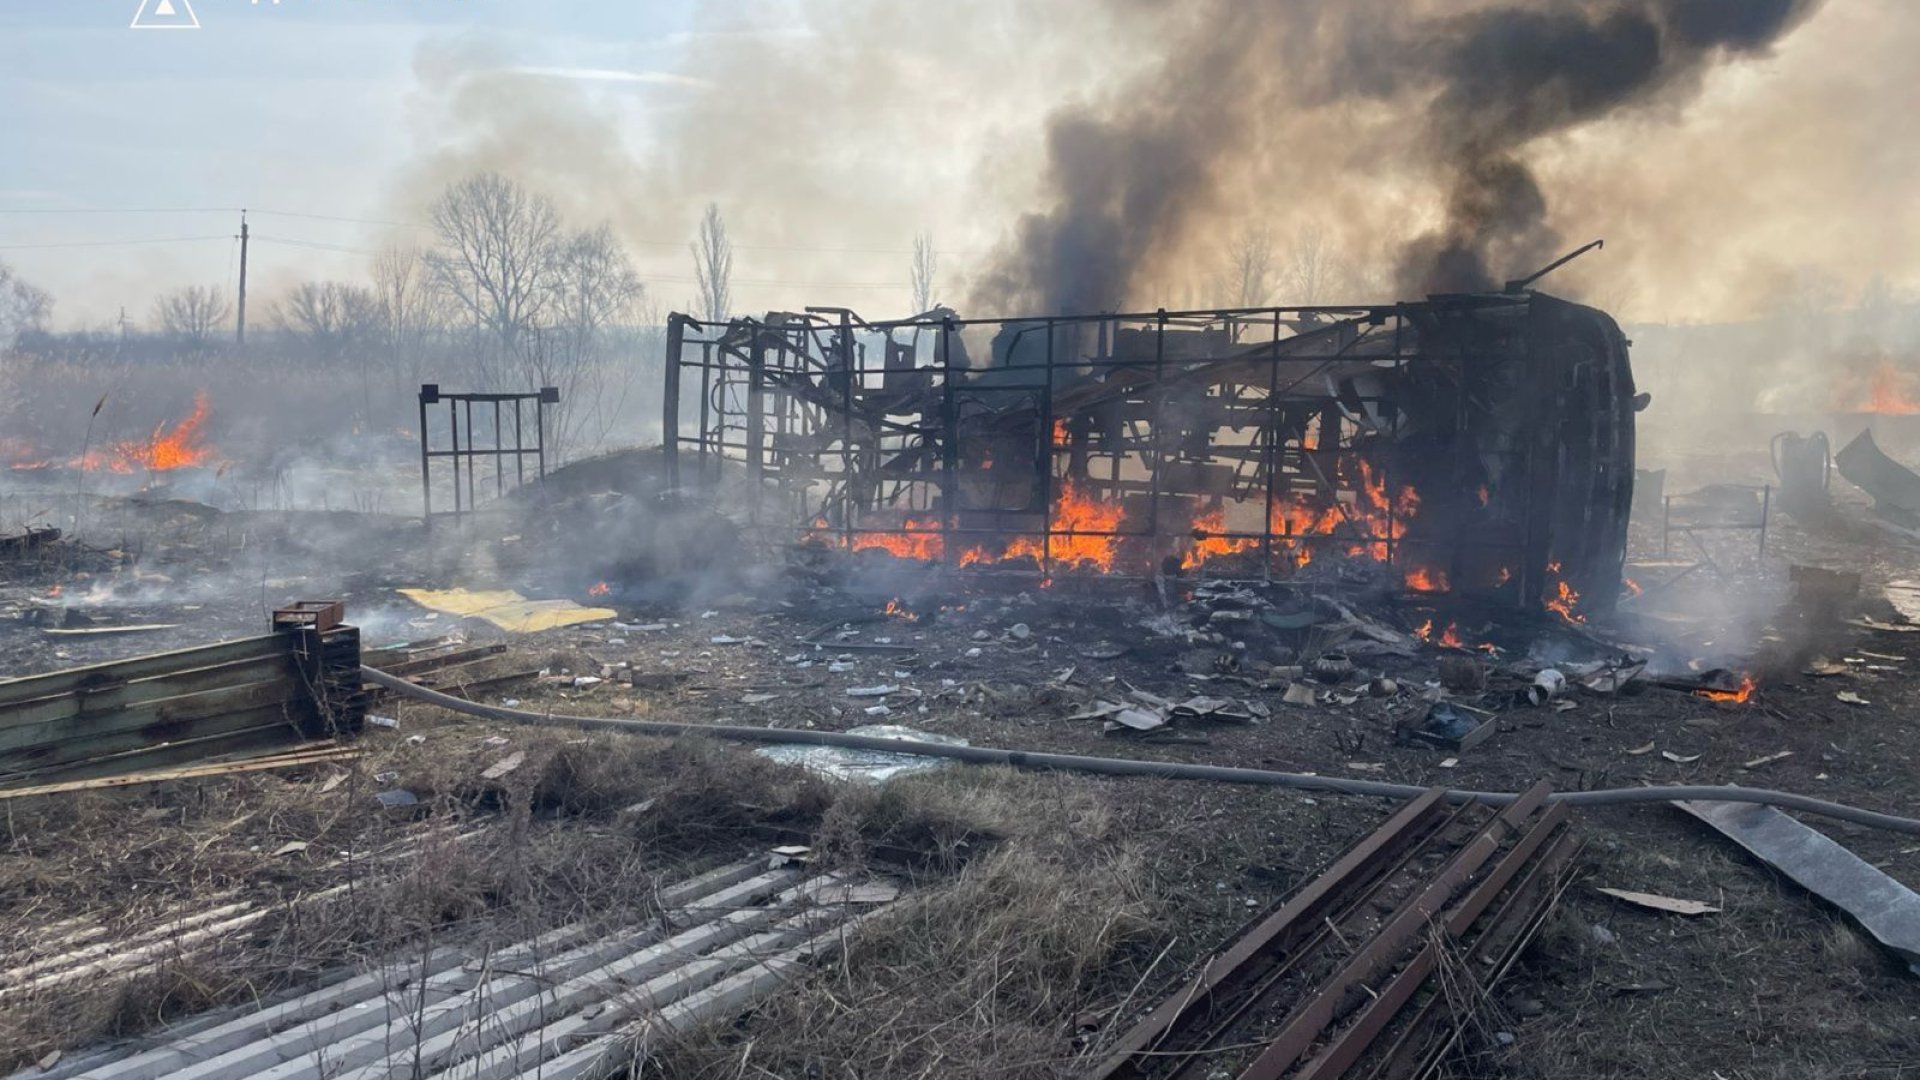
[4,451,1920,1077]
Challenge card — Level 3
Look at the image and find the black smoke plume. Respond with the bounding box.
[973,0,1825,315]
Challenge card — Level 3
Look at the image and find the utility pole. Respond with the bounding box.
[235,210,249,346]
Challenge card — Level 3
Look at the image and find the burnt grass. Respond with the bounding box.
[3,481,1920,1076]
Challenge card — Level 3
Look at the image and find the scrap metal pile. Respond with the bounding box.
[1092,784,1580,1080]
[662,291,1638,622]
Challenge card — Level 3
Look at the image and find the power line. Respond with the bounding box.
[0,207,241,215]
[0,234,231,250]
[0,205,982,256]
[250,208,428,230]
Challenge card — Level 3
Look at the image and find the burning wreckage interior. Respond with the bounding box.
[7,272,1920,1080]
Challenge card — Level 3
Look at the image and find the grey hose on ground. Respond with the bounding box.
[363,666,1920,836]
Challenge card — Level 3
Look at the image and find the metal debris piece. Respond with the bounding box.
[1282,682,1318,707]
[1595,887,1719,916]
[1837,428,1920,531]
[1580,659,1646,695]
[1078,641,1129,660]
[755,725,968,783]
[1106,708,1168,734]
[481,751,527,780]
[1677,799,1920,974]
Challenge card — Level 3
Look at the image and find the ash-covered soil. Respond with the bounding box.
[4,452,1920,1077]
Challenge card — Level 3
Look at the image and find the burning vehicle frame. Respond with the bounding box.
[663,287,1637,619]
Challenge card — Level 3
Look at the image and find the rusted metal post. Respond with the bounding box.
[664,313,684,490]
[417,385,433,523]
[747,330,766,526]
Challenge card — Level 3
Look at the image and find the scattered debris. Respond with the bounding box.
[755,725,969,783]
[397,586,615,632]
[1595,887,1720,916]
[481,750,527,780]
[1678,799,1920,974]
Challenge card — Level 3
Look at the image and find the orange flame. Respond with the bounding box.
[79,392,215,473]
[1623,576,1643,597]
[1414,619,1464,648]
[1181,506,1259,570]
[882,598,920,621]
[852,516,945,561]
[588,581,611,597]
[1052,419,1070,447]
[1695,676,1756,703]
[1846,360,1920,415]
[1545,578,1585,624]
[960,480,1127,573]
[1405,566,1450,593]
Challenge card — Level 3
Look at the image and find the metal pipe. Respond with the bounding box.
[361,667,1920,836]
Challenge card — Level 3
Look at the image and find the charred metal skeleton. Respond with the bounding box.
[663,291,1635,617]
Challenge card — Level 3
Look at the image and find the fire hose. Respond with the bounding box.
[362,666,1920,836]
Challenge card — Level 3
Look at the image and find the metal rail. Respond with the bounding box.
[1091,783,1579,1080]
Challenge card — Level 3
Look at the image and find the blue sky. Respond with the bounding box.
[0,0,730,324]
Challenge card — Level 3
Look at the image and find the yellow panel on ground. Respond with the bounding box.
[397,587,616,633]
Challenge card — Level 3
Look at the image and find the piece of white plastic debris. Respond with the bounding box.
[848,685,899,698]
[367,715,399,729]
[864,704,892,716]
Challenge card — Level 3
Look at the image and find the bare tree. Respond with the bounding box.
[910,232,938,314]
[691,203,733,323]
[275,281,380,354]
[372,244,441,347]
[370,243,445,421]
[1283,221,1345,305]
[427,173,564,358]
[151,284,232,345]
[539,223,645,457]
[0,259,52,348]
[1224,224,1274,308]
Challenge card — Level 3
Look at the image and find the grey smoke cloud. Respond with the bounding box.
[970,0,1827,314]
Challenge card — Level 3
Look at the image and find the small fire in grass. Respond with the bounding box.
[588,581,611,598]
[89,391,216,473]
[1838,358,1920,415]
[1695,675,1757,704]
[882,598,920,621]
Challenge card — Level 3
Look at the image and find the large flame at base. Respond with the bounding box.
[986,480,1127,572]
[850,516,945,561]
